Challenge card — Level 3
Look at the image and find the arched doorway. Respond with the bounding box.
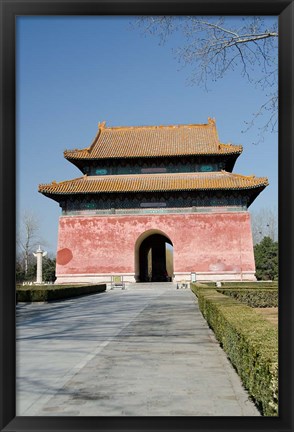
[135,231,173,282]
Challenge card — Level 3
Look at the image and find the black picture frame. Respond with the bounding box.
[0,1,293,431]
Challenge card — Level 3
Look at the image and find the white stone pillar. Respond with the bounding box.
[33,246,47,284]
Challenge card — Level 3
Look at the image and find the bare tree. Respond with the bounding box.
[16,211,46,275]
[251,207,278,245]
[135,16,278,142]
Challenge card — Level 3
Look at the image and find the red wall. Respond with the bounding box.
[56,211,255,281]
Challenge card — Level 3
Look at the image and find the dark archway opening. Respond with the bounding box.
[139,234,173,282]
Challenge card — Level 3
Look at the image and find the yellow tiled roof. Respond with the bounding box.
[39,171,268,195]
[63,119,242,160]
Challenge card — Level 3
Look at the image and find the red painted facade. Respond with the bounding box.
[55,211,256,283]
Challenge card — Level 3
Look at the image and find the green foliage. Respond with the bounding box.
[191,283,278,416]
[25,263,37,281]
[16,260,36,283]
[217,288,278,307]
[16,284,106,302]
[16,256,56,283]
[254,236,278,281]
[42,257,56,282]
[16,261,25,283]
[203,281,278,288]
[220,281,278,288]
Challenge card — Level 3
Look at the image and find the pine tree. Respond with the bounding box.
[254,236,278,280]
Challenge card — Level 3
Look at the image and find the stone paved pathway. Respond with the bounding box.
[16,283,260,416]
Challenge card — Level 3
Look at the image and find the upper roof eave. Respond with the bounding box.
[64,146,243,160]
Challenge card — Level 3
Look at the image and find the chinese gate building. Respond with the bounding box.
[39,118,268,284]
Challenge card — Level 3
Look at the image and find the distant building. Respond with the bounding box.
[39,118,268,284]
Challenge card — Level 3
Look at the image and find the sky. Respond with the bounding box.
[16,16,278,255]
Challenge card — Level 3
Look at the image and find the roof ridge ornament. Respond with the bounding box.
[98,121,106,129]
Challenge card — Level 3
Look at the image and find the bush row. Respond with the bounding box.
[191,283,278,416]
[203,282,278,289]
[221,281,278,288]
[216,289,278,308]
[16,284,106,302]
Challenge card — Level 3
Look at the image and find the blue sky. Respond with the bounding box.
[16,16,278,254]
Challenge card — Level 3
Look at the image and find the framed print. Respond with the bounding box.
[0,0,293,431]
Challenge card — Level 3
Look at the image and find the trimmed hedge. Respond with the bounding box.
[221,282,278,288]
[16,284,106,302]
[204,281,278,289]
[217,289,278,308]
[191,283,278,416]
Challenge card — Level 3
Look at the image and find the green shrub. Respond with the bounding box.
[191,283,278,416]
[220,281,278,288]
[254,237,278,281]
[17,284,106,302]
[195,281,278,289]
[217,289,278,307]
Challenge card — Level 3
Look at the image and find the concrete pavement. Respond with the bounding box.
[16,283,260,416]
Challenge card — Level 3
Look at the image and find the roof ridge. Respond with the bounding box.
[100,123,213,131]
[222,171,269,184]
[64,128,101,155]
[226,171,256,179]
[220,142,243,149]
[97,117,216,131]
[43,176,85,187]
